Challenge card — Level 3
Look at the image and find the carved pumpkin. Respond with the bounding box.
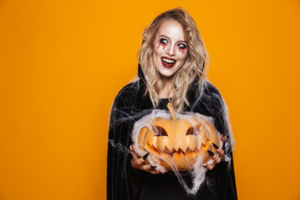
[133,103,220,171]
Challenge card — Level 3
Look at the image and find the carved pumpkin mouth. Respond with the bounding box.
[145,140,211,160]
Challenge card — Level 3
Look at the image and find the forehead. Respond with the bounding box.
[156,20,185,41]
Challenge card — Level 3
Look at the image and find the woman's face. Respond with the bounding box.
[153,20,188,79]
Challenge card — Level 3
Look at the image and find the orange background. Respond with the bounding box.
[1,0,300,200]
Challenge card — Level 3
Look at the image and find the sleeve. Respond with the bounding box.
[106,84,137,200]
[195,81,238,200]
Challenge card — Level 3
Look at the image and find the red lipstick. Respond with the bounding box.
[161,56,177,68]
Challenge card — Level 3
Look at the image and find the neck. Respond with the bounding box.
[159,76,173,99]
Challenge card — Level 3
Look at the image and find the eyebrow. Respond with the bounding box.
[159,34,187,43]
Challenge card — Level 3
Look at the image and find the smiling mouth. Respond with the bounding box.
[161,57,177,68]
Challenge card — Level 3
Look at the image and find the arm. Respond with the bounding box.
[193,81,238,199]
[205,82,237,200]
[106,84,137,200]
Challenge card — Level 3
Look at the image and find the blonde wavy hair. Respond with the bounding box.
[137,7,209,113]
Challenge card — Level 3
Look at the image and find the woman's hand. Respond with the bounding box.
[130,145,160,174]
[203,134,227,170]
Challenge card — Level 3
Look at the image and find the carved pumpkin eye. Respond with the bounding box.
[152,125,168,136]
[186,124,201,136]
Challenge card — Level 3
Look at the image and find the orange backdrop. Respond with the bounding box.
[1,0,300,200]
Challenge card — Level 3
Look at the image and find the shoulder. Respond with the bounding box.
[199,79,224,105]
[188,79,225,113]
[202,79,222,98]
[113,80,140,108]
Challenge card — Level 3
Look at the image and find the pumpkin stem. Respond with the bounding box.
[167,103,177,120]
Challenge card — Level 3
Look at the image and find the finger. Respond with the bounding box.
[131,158,138,168]
[212,154,221,164]
[207,149,221,163]
[205,163,215,170]
[144,167,160,174]
[136,152,149,165]
[130,145,146,162]
[149,170,160,174]
[143,152,150,160]
[220,134,227,142]
[140,164,160,174]
[212,143,224,159]
[130,145,136,154]
[136,157,145,165]
[130,145,138,154]
[217,148,225,158]
[147,166,160,174]
[141,164,152,171]
[207,150,215,157]
[130,146,139,160]
[131,153,139,161]
[212,143,219,150]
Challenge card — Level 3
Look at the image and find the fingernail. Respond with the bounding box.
[221,134,226,138]
[212,143,219,149]
[207,150,214,156]
[150,165,157,169]
[203,163,207,166]
[143,152,150,160]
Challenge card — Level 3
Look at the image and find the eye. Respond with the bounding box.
[186,124,201,136]
[159,38,168,44]
[178,43,186,49]
[152,125,168,136]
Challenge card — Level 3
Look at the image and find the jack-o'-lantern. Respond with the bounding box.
[132,103,220,171]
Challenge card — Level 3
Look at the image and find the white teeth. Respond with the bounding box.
[162,58,175,64]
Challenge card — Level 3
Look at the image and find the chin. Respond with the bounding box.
[158,69,175,78]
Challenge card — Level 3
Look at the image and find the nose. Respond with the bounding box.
[166,43,175,56]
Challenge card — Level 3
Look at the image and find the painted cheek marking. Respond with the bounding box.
[157,43,161,49]
[157,42,166,50]
[179,48,185,54]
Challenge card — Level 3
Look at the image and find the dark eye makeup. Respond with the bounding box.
[159,38,168,44]
[178,43,187,49]
[158,38,187,50]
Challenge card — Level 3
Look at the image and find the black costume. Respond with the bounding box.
[107,59,238,199]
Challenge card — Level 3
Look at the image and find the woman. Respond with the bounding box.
[107,7,237,200]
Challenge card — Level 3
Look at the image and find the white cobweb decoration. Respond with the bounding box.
[131,109,223,195]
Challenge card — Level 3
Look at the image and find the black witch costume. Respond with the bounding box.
[107,52,237,200]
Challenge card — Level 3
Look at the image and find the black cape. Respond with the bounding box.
[107,61,238,200]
